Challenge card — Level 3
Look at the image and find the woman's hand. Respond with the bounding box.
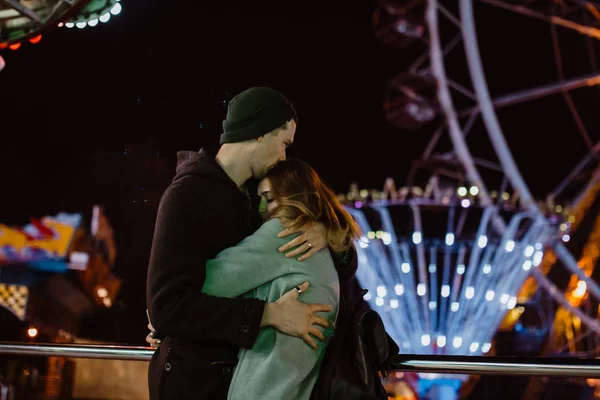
[277,222,327,261]
[145,323,162,349]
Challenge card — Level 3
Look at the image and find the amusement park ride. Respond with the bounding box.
[345,0,600,398]
[0,0,124,322]
[0,0,123,71]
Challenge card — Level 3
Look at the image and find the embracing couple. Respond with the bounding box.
[145,87,361,399]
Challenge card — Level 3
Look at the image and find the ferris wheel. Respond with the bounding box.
[373,0,600,333]
[348,1,600,398]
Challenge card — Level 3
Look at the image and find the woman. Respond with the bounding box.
[148,158,360,399]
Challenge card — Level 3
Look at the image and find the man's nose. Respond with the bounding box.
[280,151,287,161]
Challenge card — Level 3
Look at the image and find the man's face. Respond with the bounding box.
[251,120,296,180]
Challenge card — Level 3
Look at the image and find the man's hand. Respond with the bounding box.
[145,323,162,349]
[261,282,332,350]
[278,222,327,261]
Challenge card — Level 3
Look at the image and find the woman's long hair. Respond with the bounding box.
[264,159,361,253]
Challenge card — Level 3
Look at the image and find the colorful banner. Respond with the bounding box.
[0,213,82,273]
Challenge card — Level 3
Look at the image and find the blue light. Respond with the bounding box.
[346,201,550,399]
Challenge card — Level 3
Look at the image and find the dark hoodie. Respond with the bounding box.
[146,149,265,399]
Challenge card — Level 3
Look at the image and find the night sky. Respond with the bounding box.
[1,0,599,344]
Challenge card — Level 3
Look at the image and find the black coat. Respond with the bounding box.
[146,149,265,400]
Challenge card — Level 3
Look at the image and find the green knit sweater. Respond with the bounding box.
[202,218,339,400]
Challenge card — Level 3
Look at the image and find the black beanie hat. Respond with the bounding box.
[220,87,297,144]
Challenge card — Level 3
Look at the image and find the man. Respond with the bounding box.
[146,87,335,399]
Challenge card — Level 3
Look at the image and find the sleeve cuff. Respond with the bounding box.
[237,298,266,349]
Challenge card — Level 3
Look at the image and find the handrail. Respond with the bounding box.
[0,342,153,361]
[392,354,600,377]
[2,342,600,377]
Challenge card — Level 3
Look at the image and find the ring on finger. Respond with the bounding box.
[306,241,312,248]
[295,285,303,295]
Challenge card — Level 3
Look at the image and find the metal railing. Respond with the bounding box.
[392,354,600,377]
[0,342,153,361]
[1,342,600,377]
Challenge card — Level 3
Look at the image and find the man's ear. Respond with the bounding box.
[257,136,264,143]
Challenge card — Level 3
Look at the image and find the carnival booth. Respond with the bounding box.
[0,205,121,399]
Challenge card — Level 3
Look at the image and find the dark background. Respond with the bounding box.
[1,0,599,344]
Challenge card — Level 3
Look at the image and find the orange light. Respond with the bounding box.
[9,43,21,51]
[572,280,587,300]
[58,22,64,27]
[29,35,42,44]
[0,42,7,49]
[27,327,38,338]
[96,287,108,298]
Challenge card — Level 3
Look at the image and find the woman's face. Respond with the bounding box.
[258,178,279,218]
